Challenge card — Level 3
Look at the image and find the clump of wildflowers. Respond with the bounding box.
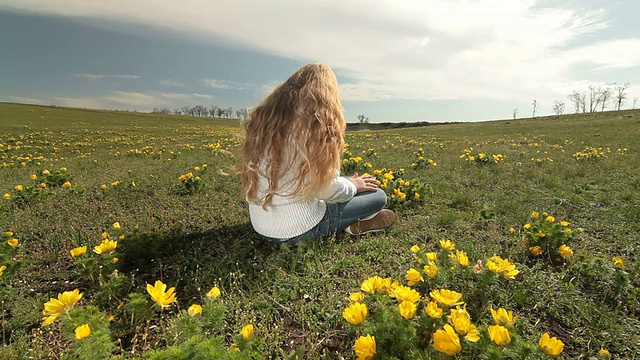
[572,146,608,160]
[341,148,373,175]
[460,148,506,164]
[1,230,23,280]
[178,170,205,194]
[516,211,581,265]
[411,147,437,169]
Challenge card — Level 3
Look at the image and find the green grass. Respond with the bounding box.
[1,102,639,359]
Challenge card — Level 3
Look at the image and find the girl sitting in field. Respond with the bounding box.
[241,62,395,243]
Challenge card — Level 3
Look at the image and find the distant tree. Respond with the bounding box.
[182,105,192,116]
[216,107,224,118]
[633,96,639,109]
[210,105,219,118]
[173,109,182,116]
[227,107,233,118]
[192,105,205,117]
[614,82,631,110]
[599,86,612,111]
[531,99,539,117]
[552,100,565,115]
[357,114,369,124]
[587,85,602,112]
[512,108,518,119]
[569,91,586,113]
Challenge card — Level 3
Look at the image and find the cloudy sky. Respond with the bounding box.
[1,0,639,122]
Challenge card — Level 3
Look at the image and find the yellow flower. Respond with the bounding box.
[529,246,543,256]
[486,255,520,279]
[93,239,117,254]
[61,182,71,189]
[40,183,47,188]
[349,292,365,303]
[30,174,37,180]
[432,324,462,356]
[598,349,611,359]
[448,250,469,267]
[354,334,376,360]
[241,324,254,340]
[7,238,19,247]
[546,215,556,223]
[41,169,50,175]
[425,301,443,318]
[206,286,221,300]
[488,325,511,346]
[405,268,424,286]
[112,222,121,230]
[42,289,83,326]
[111,257,119,263]
[560,221,570,227]
[410,245,420,253]
[101,231,109,239]
[391,285,421,303]
[2,193,10,200]
[15,185,24,191]
[539,333,564,358]
[531,211,539,218]
[188,304,203,317]
[146,280,176,309]
[0,265,6,277]
[398,301,417,320]
[449,305,480,342]
[423,261,439,278]
[491,308,518,327]
[524,223,531,230]
[439,239,455,250]
[558,245,574,259]
[69,246,87,257]
[535,231,545,237]
[361,276,386,294]
[426,252,438,261]
[430,289,463,307]
[112,181,120,186]
[100,184,107,190]
[612,257,624,269]
[74,324,91,340]
[342,302,368,325]
[509,227,516,234]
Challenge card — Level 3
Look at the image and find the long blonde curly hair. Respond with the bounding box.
[242,63,346,208]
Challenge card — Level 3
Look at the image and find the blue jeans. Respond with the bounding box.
[265,188,388,244]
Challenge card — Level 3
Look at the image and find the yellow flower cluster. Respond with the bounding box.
[459,148,506,164]
[411,147,437,169]
[341,150,373,175]
[519,211,580,265]
[572,146,608,160]
[342,239,570,358]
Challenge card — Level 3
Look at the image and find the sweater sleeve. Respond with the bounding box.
[315,174,357,203]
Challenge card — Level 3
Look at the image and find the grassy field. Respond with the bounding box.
[0,102,639,359]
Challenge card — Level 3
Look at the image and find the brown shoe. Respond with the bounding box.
[345,209,395,235]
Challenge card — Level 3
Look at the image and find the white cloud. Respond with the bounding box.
[104,91,214,107]
[54,97,104,109]
[3,0,638,106]
[157,79,186,87]
[74,73,141,80]
[202,79,249,89]
[9,96,42,104]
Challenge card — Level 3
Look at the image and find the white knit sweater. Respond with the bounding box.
[248,170,357,239]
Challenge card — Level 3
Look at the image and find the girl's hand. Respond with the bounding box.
[349,172,378,193]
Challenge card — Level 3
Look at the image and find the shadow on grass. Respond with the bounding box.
[117,221,326,298]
